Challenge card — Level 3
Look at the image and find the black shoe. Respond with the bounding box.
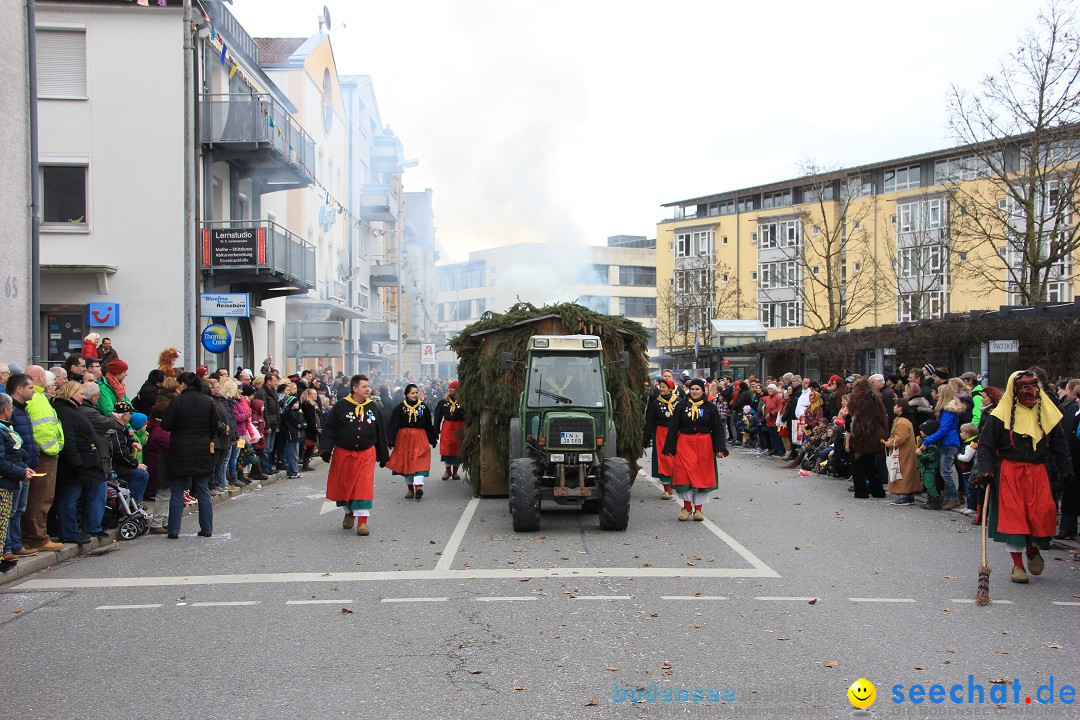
[415,487,424,500]
[0,559,17,573]
[197,530,212,538]
[922,497,943,511]
[62,535,92,545]
[90,531,110,538]
[301,465,313,472]
[167,533,179,539]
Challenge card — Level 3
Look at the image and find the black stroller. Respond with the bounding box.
[100,475,151,540]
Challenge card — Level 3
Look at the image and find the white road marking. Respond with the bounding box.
[319,501,338,515]
[848,598,917,603]
[1052,601,1080,606]
[381,597,449,603]
[95,603,162,610]
[950,599,1014,604]
[434,497,480,571]
[644,477,779,578]
[660,595,728,601]
[286,599,353,605]
[16,565,780,590]
[754,596,820,602]
[190,601,260,607]
[571,595,632,600]
[473,596,537,602]
[306,493,325,500]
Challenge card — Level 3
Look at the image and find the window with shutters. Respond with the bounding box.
[41,164,88,226]
[36,28,87,100]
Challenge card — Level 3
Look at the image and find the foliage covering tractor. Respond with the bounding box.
[501,335,632,532]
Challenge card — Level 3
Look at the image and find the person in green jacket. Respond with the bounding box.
[961,373,984,427]
[97,358,130,417]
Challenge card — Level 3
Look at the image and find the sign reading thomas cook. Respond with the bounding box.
[202,227,266,267]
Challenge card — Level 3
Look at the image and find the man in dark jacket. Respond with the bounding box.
[133,370,165,415]
[256,374,280,476]
[4,374,39,559]
[161,373,218,539]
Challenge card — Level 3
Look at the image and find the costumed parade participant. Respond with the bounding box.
[386,383,438,500]
[434,381,465,481]
[976,371,1074,583]
[643,378,679,499]
[321,375,389,536]
[662,378,728,521]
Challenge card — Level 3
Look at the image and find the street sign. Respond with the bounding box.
[202,227,265,267]
[883,347,896,356]
[382,343,402,357]
[721,359,731,368]
[421,343,435,365]
[87,302,120,327]
[200,293,250,318]
[989,339,1019,353]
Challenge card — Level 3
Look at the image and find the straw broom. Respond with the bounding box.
[975,484,992,606]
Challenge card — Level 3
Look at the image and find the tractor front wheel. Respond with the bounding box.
[509,457,541,532]
[599,457,631,531]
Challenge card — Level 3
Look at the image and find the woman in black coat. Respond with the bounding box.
[52,382,106,544]
[161,373,219,539]
[299,388,322,472]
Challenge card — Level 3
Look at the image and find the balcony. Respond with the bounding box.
[360,184,399,222]
[290,280,366,321]
[200,220,315,299]
[369,254,399,287]
[201,93,316,190]
[359,312,399,341]
[371,132,404,176]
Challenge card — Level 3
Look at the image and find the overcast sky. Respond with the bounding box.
[228,0,1042,263]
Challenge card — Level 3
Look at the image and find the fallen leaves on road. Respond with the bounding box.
[513,686,526,691]
[944,575,956,580]
[915,666,927,670]
[11,608,21,613]
[1047,643,1064,649]
[823,661,840,668]
[340,608,353,614]
[605,667,619,672]
[322,572,332,577]
[808,598,818,605]
[584,700,598,707]
[995,651,1009,655]
[660,662,672,669]
[468,669,483,675]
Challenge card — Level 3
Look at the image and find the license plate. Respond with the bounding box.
[560,432,584,445]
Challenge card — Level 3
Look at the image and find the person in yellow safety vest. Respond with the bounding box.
[23,366,64,551]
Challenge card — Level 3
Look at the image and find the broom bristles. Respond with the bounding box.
[975,566,991,606]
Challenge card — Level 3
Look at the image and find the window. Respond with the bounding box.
[41,164,87,225]
[577,296,608,313]
[759,301,802,328]
[583,264,609,283]
[757,261,800,290]
[898,291,947,322]
[322,69,334,134]
[720,274,728,283]
[750,271,757,282]
[846,174,872,198]
[676,233,689,258]
[762,189,792,209]
[619,297,656,317]
[721,235,728,245]
[357,284,370,312]
[883,164,921,193]
[676,230,715,257]
[618,266,656,286]
[36,28,87,99]
[757,220,801,249]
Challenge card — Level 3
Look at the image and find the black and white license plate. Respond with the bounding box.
[560,431,584,445]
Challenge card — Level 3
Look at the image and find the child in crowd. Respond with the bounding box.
[917,419,943,510]
[955,422,979,516]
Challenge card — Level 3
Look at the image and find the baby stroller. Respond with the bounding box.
[100,475,151,541]
[799,426,830,471]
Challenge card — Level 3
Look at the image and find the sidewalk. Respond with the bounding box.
[0,467,300,587]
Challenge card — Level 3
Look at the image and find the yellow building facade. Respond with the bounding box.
[656,141,1075,347]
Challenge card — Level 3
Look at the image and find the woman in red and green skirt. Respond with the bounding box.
[386,384,438,500]
[662,379,728,521]
[434,381,465,481]
[644,378,679,498]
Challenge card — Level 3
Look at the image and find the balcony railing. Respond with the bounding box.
[201,93,316,186]
[204,0,261,64]
[360,183,399,222]
[369,254,400,287]
[201,219,316,294]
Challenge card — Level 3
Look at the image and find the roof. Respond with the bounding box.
[710,320,767,336]
[254,37,306,64]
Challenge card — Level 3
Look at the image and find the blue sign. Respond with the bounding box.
[87,302,120,327]
[201,323,232,354]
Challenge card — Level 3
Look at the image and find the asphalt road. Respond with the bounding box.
[2,447,1078,719]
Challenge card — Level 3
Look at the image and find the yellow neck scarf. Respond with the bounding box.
[686,398,705,420]
[403,398,423,424]
[990,371,1062,445]
[658,393,678,417]
[444,394,459,415]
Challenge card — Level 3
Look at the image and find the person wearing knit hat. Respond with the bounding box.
[195,366,209,378]
[644,377,679,498]
[434,381,465,481]
[661,377,728,521]
[97,358,130,416]
[386,383,439,500]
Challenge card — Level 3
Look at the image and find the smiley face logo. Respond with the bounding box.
[848,678,876,709]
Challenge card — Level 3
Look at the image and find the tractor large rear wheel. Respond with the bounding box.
[598,457,631,531]
[509,457,541,532]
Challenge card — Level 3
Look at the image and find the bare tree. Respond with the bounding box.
[654,281,681,351]
[657,259,743,351]
[757,163,889,333]
[946,0,1080,304]
[883,190,955,322]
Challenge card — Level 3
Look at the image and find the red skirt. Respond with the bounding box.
[671,433,718,494]
[654,426,674,478]
[440,419,464,460]
[387,427,432,477]
[991,459,1057,541]
[326,446,375,508]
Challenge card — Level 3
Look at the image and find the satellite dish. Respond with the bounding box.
[322,6,332,32]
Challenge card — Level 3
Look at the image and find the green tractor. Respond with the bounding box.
[501,335,632,532]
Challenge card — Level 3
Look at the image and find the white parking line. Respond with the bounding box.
[380,597,449,603]
[286,599,354,605]
[571,595,632,601]
[95,604,163,610]
[434,497,480,571]
[754,596,820,602]
[190,601,260,607]
[661,595,728,601]
[848,598,917,603]
[950,599,1014,604]
[473,596,537,602]
[1052,601,1080,607]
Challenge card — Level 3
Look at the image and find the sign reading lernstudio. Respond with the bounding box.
[202,227,265,267]
[201,293,251,318]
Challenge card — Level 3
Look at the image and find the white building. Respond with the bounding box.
[435,236,658,377]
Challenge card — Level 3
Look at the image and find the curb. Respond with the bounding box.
[0,466,301,588]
